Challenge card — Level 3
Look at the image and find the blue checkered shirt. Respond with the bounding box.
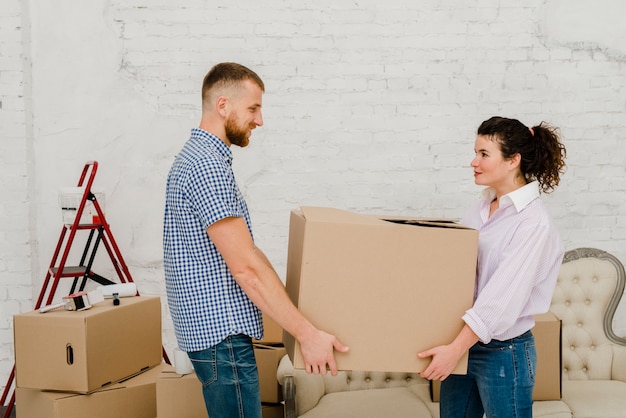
[163,128,262,352]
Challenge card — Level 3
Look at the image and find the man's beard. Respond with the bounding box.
[225,113,250,148]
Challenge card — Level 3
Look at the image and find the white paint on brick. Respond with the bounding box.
[2,0,626,394]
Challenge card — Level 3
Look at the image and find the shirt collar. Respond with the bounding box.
[191,128,233,166]
[480,181,540,212]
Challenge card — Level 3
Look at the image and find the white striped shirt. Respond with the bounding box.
[461,181,564,343]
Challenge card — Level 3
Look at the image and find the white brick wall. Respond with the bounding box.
[2,0,626,395]
[0,0,33,399]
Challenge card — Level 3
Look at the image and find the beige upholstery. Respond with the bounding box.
[552,248,626,417]
[276,355,431,417]
[277,248,626,417]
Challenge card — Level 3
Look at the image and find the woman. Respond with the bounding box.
[418,116,567,418]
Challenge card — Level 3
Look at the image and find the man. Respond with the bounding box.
[163,62,348,418]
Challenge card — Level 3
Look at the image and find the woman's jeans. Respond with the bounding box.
[440,330,536,418]
[187,334,261,418]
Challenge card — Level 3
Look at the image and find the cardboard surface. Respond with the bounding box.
[157,344,287,417]
[156,367,208,418]
[16,364,165,418]
[254,344,287,403]
[284,206,478,374]
[14,296,162,393]
[253,314,283,345]
[262,403,284,418]
[430,312,562,401]
[532,311,562,400]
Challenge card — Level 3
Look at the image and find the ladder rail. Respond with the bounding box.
[41,162,100,306]
[71,228,98,293]
[91,193,134,284]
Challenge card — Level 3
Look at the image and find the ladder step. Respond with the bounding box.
[49,266,88,277]
[64,223,103,230]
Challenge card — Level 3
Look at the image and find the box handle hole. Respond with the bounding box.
[66,344,74,365]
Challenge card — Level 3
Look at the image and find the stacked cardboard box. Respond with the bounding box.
[13,296,163,418]
[254,314,286,407]
[156,314,286,418]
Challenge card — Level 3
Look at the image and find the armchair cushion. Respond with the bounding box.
[299,387,432,418]
[560,380,626,418]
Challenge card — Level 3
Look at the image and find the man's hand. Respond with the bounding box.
[298,327,349,376]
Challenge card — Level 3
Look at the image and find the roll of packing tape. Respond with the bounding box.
[98,282,137,298]
[174,347,194,375]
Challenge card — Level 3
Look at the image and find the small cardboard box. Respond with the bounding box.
[430,312,562,401]
[532,311,562,400]
[16,364,165,418]
[284,206,478,374]
[14,296,162,393]
[254,344,287,403]
[156,367,207,418]
[253,314,283,344]
[262,403,284,418]
[157,344,287,417]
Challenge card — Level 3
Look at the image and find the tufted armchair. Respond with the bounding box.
[550,247,626,417]
[277,248,626,417]
[276,356,435,418]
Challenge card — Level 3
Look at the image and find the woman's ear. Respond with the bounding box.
[509,153,521,170]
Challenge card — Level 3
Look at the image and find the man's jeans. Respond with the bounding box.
[440,330,536,418]
[188,334,261,418]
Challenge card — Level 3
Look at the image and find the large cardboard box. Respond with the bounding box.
[254,344,287,403]
[16,364,165,418]
[284,206,478,374]
[14,296,162,393]
[430,312,562,401]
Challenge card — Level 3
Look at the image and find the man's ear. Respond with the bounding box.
[216,96,229,117]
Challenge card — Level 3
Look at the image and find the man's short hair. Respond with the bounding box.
[202,62,265,105]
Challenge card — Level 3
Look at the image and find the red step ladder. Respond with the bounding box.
[1,161,170,418]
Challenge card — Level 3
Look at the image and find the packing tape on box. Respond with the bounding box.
[39,288,104,313]
[174,347,194,375]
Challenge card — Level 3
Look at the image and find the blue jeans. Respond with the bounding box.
[440,330,536,418]
[187,334,261,418]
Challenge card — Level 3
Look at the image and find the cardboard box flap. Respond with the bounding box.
[300,206,382,225]
[380,217,472,230]
[300,206,472,230]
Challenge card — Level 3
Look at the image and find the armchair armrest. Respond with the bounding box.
[277,354,326,416]
[611,340,626,382]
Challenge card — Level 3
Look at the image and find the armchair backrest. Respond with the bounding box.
[321,370,425,394]
[550,248,626,381]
